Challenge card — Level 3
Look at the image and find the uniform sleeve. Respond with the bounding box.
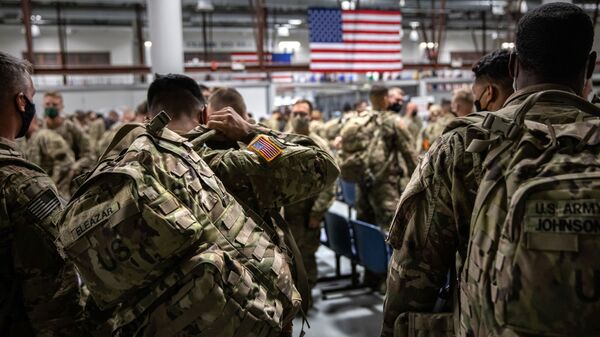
[198,126,340,210]
[381,131,470,337]
[310,182,335,220]
[0,170,87,336]
[394,123,418,176]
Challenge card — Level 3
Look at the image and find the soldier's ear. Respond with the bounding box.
[14,92,26,113]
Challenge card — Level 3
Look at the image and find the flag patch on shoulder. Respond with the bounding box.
[27,189,60,221]
[248,135,283,162]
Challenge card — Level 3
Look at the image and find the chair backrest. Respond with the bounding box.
[340,179,356,207]
[324,212,354,259]
[351,219,389,274]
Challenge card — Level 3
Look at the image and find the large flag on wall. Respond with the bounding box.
[308,8,402,73]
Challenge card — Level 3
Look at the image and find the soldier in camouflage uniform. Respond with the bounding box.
[43,91,95,177]
[339,86,417,231]
[23,118,75,198]
[0,52,88,337]
[283,100,336,306]
[382,4,599,336]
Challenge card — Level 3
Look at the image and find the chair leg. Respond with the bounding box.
[317,254,351,282]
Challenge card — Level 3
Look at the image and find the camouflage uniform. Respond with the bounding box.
[382,84,594,337]
[402,114,422,146]
[309,120,327,139]
[0,137,87,337]
[25,128,75,198]
[340,110,417,231]
[416,113,456,153]
[50,119,95,174]
[283,133,336,297]
[87,118,106,154]
[186,124,339,214]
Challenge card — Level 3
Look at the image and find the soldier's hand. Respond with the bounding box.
[308,218,321,229]
[207,107,252,142]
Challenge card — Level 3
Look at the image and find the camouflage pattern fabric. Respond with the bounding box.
[402,115,422,147]
[187,124,340,212]
[0,137,88,337]
[339,110,417,230]
[87,118,106,152]
[416,113,456,153]
[459,90,600,337]
[96,122,143,158]
[59,118,305,337]
[309,120,327,140]
[51,119,95,173]
[382,84,600,337]
[283,133,336,296]
[25,128,75,199]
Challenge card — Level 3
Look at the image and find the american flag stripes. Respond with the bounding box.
[248,135,283,162]
[308,8,403,73]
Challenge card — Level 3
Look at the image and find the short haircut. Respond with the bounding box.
[0,52,32,101]
[516,2,594,81]
[44,90,63,100]
[441,98,451,107]
[209,87,247,116]
[453,87,474,104]
[293,99,313,113]
[147,74,205,118]
[472,49,512,90]
[369,85,388,101]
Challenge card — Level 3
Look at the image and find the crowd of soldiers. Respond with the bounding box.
[1,2,599,337]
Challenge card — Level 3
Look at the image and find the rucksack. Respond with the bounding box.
[58,112,302,336]
[339,112,401,188]
[460,90,600,337]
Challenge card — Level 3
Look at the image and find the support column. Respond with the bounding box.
[146,0,184,74]
[20,0,34,63]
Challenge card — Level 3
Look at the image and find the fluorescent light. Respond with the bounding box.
[288,19,302,25]
[426,42,435,49]
[419,42,427,49]
[196,0,214,11]
[144,41,152,48]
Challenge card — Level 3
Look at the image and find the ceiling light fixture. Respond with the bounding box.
[288,19,302,25]
[196,0,214,12]
[144,41,152,48]
[277,26,290,37]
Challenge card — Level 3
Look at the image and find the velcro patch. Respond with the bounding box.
[247,135,283,162]
[27,189,60,222]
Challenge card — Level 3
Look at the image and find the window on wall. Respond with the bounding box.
[25,52,111,66]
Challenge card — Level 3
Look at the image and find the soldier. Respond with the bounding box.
[0,52,87,337]
[382,4,598,336]
[451,86,474,117]
[43,91,95,176]
[471,49,514,112]
[402,101,422,143]
[309,109,327,139]
[24,118,75,198]
[339,85,417,231]
[283,99,335,307]
[96,101,147,157]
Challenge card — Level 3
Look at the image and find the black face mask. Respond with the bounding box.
[16,95,36,138]
[389,102,403,113]
[474,89,489,112]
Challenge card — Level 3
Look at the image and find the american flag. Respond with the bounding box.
[308,8,402,73]
[248,135,282,162]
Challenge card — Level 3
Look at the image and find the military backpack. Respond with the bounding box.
[460,90,600,337]
[58,112,302,337]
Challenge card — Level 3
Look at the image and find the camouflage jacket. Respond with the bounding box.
[51,119,95,171]
[381,84,598,336]
[416,113,456,153]
[25,129,76,198]
[283,133,336,223]
[185,124,340,213]
[340,110,417,188]
[0,137,87,337]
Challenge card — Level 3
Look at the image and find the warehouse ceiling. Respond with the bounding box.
[0,0,599,31]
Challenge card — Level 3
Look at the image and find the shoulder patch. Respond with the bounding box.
[248,135,283,162]
[27,188,61,222]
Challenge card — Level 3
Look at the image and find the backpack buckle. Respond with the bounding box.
[147,110,171,135]
[482,114,519,139]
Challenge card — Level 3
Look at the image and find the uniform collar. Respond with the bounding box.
[503,83,576,107]
[0,137,22,157]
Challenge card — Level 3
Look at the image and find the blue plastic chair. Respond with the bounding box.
[350,219,390,275]
[324,212,354,260]
[340,180,356,207]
